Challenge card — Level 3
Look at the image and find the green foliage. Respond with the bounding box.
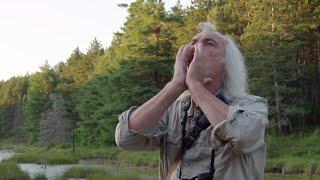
[0,104,15,136]
[0,143,159,168]
[264,174,320,179]
[6,150,41,163]
[121,1,175,58]
[266,129,320,159]
[238,0,319,131]
[33,173,47,180]
[61,166,108,179]
[60,166,140,180]
[87,174,140,180]
[94,0,182,77]
[208,0,249,39]
[46,151,78,164]
[0,162,30,180]
[76,58,172,146]
[0,0,319,151]
[242,128,320,174]
[5,146,78,165]
[22,64,57,143]
[0,76,29,137]
[172,0,212,46]
[264,129,320,173]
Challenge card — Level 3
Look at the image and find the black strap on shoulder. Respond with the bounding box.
[179,92,228,179]
[210,148,216,177]
[179,99,191,178]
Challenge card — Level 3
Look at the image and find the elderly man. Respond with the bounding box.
[115,22,268,180]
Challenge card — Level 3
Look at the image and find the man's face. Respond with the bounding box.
[190,31,227,81]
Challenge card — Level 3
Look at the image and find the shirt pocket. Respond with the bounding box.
[167,129,181,146]
[166,129,182,161]
[198,128,213,148]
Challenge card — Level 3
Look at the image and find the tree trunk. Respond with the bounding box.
[271,3,283,134]
[274,68,283,134]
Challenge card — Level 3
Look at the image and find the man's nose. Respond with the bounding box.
[193,39,204,46]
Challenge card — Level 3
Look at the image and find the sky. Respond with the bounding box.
[0,0,191,81]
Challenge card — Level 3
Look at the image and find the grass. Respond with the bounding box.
[87,174,140,180]
[74,146,159,168]
[60,166,107,179]
[1,128,320,175]
[266,129,320,160]
[33,173,47,180]
[0,162,30,180]
[265,158,320,174]
[6,150,41,164]
[265,129,320,174]
[3,146,78,165]
[1,143,158,167]
[46,151,78,164]
[264,173,320,180]
[60,166,139,180]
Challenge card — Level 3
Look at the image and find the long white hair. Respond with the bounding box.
[200,22,249,102]
[178,22,248,103]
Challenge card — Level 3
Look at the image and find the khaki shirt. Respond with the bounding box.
[115,92,268,180]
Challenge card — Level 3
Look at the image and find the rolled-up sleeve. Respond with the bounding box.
[115,105,171,151]
[211,96,268,153]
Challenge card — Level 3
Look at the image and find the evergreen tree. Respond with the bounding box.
[76,57,171,145]
[23,63,57,143]
[240,0,319,132]
[174,0,214,45]
[208,0,250,41]
[0,0,319,143]
[38,93,71,144]
[0,76,29,138]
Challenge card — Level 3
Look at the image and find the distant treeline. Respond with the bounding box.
[0,0,319,146]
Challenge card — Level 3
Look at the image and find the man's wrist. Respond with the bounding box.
[168,80,186,94]
[187,81,203,92]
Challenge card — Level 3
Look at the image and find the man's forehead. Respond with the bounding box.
[192,31,225,41]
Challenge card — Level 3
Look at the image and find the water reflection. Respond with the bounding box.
[0,150,15,162]
[0,151,319,180]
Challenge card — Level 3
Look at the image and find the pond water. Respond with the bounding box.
[0,150,15,162]
[0,150,157,180]
[18,163,158,180]
[0,151,319,180]
[19,163,76,179]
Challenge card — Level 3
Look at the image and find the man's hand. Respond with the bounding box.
[186,43,206,88]
[185,43,228,127]
[128,45,195,132]
[172,44,194,91]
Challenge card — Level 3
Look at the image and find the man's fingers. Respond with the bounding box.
[182,44,193,57]
[182,45,195,65]
[194,43,200,56]
[177,45,185,56]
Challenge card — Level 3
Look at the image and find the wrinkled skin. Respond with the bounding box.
[173,31,227,93]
